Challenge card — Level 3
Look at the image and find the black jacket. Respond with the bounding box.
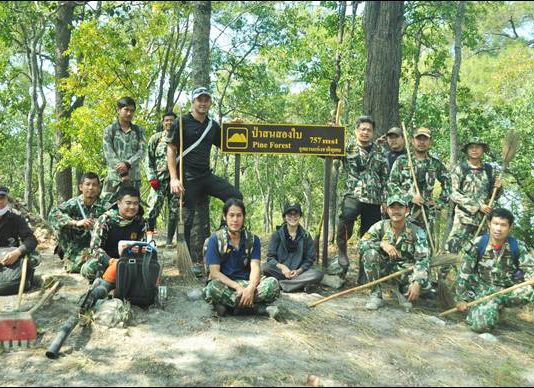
[0,211,38,255]
[266,224,316,271]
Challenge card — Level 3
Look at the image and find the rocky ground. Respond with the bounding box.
[1,237,533,387]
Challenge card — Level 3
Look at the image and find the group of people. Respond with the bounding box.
[0,87,532,334]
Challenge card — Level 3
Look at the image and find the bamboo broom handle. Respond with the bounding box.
[474,173,502,238]
[401,123,436,253]
[309,267,414,307]
[439,278,534,317]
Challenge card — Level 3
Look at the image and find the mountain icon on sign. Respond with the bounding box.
[226,127,248,149]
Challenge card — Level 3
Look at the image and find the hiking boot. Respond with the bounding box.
[365,292,384,311]
[393,289,413,313]
[255,304,284,321]
[336,240,350,270]
[214,303,227,317]
[191,263,203,278]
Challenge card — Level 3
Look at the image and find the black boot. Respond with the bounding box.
[336,239,350,271]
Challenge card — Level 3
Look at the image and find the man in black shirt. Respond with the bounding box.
[377,126,406,174]
[166,87,242,255]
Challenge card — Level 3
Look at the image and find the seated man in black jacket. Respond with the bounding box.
[262,203,323,292]
[0,185,38,295]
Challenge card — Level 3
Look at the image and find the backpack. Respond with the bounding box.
[202,228,255,273]
[476,234,520,273]
[459,162,494,193]
[114,242,160,307]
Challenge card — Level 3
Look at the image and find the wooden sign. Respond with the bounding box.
[221,123,345,157]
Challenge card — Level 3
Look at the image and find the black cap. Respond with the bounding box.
[0,186,9,196]
[283,203,302,217]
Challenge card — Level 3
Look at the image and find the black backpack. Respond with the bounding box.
[114,242,160,307]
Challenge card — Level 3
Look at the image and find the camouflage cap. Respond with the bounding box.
[462,137,489,153]
[0,186,8,196]
[387,194,408,207]
[413,127,431,138]
[386,127,402,136]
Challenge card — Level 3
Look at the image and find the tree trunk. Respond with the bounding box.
[55,1,77,204]
[407,28,423,127]
[449,1,466,166]
[328,1,347,244]
[189,1,212,263]
[363,1,404,136]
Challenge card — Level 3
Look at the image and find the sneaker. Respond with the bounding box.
[191,263,203,278]
[393,289,413,312]
[365,292,384,311]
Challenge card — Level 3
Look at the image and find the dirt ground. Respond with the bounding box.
[1,237,533,387]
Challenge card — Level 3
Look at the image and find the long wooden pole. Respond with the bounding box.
[401,123,436,253]
[309,267,413,307]
[439,278,534,317]
[473,176,500,238]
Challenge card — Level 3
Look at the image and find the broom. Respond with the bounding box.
[439,277,534,317]
[309,252,460,307]
[474,129,519,238]
[174,105,197,284]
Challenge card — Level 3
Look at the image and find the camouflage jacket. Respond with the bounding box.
[103,121,146,183]
[388,154,451,208]
[456,236,534,301]
[90,207,146,265]
[358,219,430,286]
[48,195,108,246]
[341,141,388,204]
[450,162,498,226]
[145,130,170,181]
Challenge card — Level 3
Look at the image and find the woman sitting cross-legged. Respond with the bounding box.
[262,203,323,293]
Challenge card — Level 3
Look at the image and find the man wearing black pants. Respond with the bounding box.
[167,87,242,273]
[336,116,388,283]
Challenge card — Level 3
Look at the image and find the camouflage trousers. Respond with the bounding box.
[362,249,427,294]
[146,179,179,232]
[445,217,477,254]
[203,277,280,308]
[58,239,92,273]
[466,284,534,333]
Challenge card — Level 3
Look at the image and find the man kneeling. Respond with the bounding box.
[203,198,280,317]
[455,208,534,333]
[359,195,430,312]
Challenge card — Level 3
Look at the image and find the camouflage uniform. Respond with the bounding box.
[388,153,451,232]
[145,130,179,239]
[102,121,146,194]
[203,277,280,308]
[80,206,146,281]
[359,218,430,296]
[335,141,388,275]
[446,139,497,253]
[48,195,108,273]
[455,236,534,333]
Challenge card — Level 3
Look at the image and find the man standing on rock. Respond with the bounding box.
[359,195,430,312]
[335,115,389,282]
[167,87,242,274]
[49,172,108,273]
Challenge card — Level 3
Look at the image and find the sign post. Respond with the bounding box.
[221,122,345,265]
